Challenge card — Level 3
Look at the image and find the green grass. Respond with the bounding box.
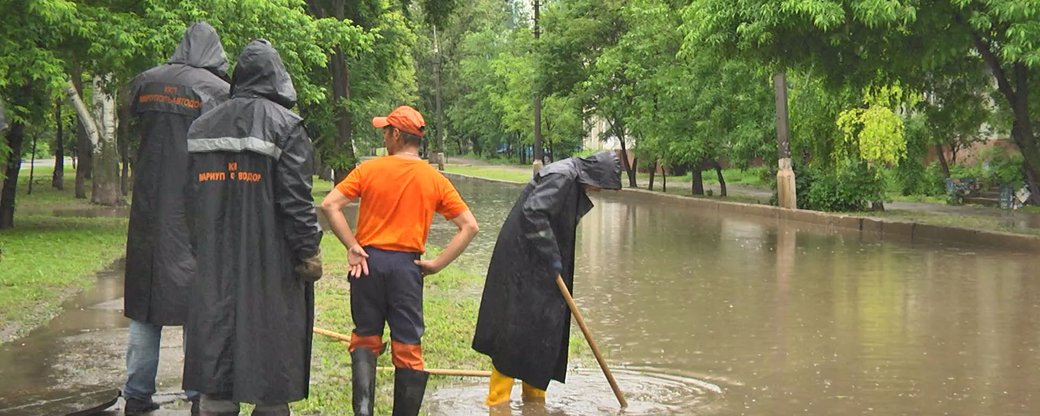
[13,166,101,211]
[445,162,771,191]
[0,167,128,342]
[870,209,1040,238]
[887,193,947,204]
[444,164,532,184]
[312,176,337,201]
[662,166,769,187]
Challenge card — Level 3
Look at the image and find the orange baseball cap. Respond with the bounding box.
[372,105,425,137]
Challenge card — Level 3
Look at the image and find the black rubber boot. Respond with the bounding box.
[251,403,290,416]
[198,393,240,416]
[392,368,429,416]
[351,348,378,416]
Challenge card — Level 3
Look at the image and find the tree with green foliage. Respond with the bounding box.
[683,0,1040,204]
[541,0,637,183]
[0,0,370,228]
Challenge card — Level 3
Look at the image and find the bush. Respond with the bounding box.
[804,162,886,212]
[949,163,984,181]
[920,163,947,196]
[889,161,945,197]
[979,147,1024,187]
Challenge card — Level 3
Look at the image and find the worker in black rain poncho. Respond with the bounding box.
[183,39,322,416]
[122,21,230,415]
[472,150,622,406]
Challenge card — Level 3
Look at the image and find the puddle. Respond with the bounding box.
[0,265,191,415]
[425,368,728,415]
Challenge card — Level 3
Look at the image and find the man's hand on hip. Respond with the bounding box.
[348,245,370,278]
[414,258,444,277]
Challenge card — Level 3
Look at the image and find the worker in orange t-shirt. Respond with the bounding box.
[319,105,479,416]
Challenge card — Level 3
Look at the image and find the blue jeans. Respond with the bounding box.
[123,320,199,402]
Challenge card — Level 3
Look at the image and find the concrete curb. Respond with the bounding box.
[443,172,1040,253]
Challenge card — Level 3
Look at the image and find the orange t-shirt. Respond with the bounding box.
[335,156,469,253]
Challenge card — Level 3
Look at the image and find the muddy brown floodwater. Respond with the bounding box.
[3,176,1039,415]
[423,177,1040,415]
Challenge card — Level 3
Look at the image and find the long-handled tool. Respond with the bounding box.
[313,327,491,377]
[556,274,628,408]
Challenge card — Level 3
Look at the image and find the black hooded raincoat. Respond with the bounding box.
[124,22,229,325]
[472,151,622,390]
[183,40,321,404]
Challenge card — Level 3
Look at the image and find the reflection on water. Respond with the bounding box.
[0,265,190,415]
[426,368,724,416]
[426,177,1040,415]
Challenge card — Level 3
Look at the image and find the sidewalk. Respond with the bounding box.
[444,158,1040,237]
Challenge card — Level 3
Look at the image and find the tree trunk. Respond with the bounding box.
[692,168,704,195]
[648,160,656,191]
[118,88,132,196]
[618,133,636,187]
[308,0,357,182]
[532,0,543,165]
[714,161,727,197]
[662,164,667,193]
[0,110,27,229]
[74,122,91,198]
[89,77,123,206]
[433,25,445,170]
[971,33,1040,204]
[71,73,93,199]
[53,100,65,190]
[27,133,37,195]
[330,47,356,182]
[315,150,334,181]
[936,144,951,178]
[661,165,669,192]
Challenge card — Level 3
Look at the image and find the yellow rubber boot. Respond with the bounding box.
[521,382,546,402]
[486,367,513,406]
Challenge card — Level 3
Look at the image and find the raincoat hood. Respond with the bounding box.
[168,21,229,79]
[575,151,622,190]
[230,40,297,109]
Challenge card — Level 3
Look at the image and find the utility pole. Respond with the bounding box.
[774,72,797,209]
[433,25,445,170]
[532,0,543,175]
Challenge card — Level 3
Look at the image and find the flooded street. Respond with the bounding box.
[2,176,1039,415]
[425,177,1040,415]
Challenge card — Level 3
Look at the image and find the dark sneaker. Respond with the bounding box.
[190,397,201,415]
[124,397,160,414]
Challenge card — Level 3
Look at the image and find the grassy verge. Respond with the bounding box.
[870,209,1040,237]
[0,166,128,342]
[887,193,947,204]
[444,164,533,184]
[448,160,1040,240]
[445,163,771,205]
[445,163,770,189]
